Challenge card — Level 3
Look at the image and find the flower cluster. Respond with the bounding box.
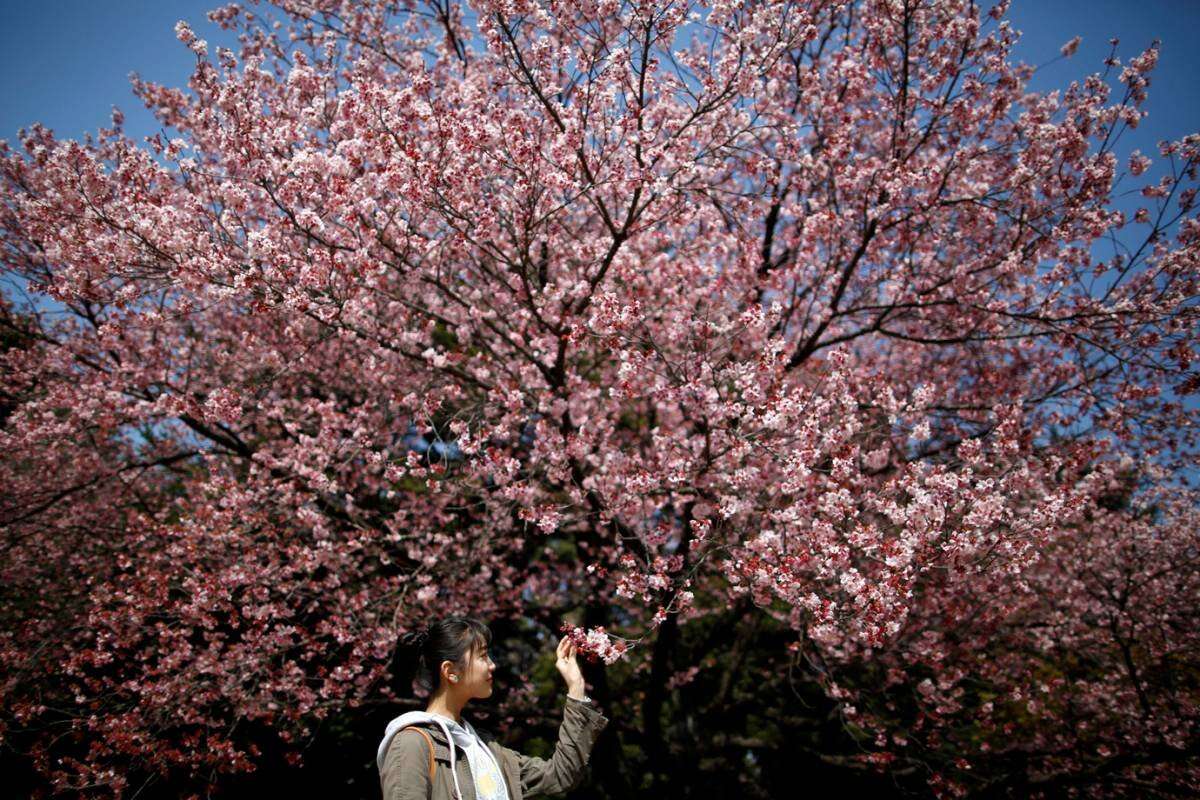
[559,623,629,665]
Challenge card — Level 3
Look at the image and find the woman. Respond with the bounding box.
[378,616,609,800]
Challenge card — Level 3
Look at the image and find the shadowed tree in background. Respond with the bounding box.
[1,0,1198,797]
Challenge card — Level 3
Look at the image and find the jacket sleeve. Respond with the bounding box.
[380,729,433,800]
[499,696,610,798]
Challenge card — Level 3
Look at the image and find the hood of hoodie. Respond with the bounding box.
[378,711,463,799]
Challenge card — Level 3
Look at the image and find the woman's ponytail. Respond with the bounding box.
[390,627,430,697]
[398,628,430,649]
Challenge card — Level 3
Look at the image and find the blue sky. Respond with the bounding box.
[2,1,1197,151]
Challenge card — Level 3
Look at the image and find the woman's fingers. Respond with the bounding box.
[555,635,578,664]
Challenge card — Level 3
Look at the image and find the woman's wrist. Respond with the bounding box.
[566,683,587,700]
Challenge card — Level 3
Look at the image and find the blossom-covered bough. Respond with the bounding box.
[1,0,1197,796]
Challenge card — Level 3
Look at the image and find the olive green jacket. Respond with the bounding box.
[379,696,609,800]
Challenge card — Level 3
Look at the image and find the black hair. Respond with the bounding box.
[391,615,492,696]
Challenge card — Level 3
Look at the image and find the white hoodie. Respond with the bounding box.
[377,710,510,800]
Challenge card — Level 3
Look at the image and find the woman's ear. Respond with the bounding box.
[440,659,456,684]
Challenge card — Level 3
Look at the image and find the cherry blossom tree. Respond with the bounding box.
[1,0,1197,797]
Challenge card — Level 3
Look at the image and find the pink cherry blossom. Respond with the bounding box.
[1,1,1197,797]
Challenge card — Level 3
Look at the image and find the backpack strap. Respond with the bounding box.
[402,727,438,783]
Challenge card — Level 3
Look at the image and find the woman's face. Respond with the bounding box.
[455,640,496,699]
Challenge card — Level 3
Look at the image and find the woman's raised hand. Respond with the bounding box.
[555,636,586,696]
